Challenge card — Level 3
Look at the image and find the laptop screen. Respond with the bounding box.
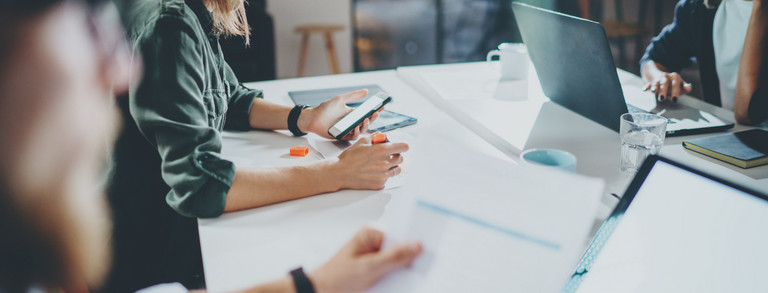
[574,159,768,292]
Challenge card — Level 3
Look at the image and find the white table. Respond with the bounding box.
[198,70,521,292]
[199,63,767,292]
[397,62,768,197]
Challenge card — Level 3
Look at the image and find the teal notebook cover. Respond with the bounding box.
[682,129,768,169]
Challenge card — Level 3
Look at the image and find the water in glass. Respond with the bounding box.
[620,130,663,173]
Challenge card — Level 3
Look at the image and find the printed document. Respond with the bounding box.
[370,164,604,293]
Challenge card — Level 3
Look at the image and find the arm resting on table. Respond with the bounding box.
[735,2,768,125]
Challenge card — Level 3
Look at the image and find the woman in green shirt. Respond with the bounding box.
[107,0,409,290]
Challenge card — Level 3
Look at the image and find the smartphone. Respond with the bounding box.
[328,91,392,139]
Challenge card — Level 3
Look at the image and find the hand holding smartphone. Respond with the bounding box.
[328,92,392,139]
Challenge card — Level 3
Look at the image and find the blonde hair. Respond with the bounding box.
[204,0,250,45]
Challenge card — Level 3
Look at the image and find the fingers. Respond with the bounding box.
[387,154,403,177]
[657,77,669,102]
[349,226,385,255]
[649,72,689,103]
[377,142,409,156]
[352,135,372,146]
[337,89,369,104]
[388,166,402,177]
[670,78,681,103]
[343,123,361,141]
[368,242,423,276]
[387,154,403,167]
[340,117,373,141]
[650,80,660,99]
[359,117,371,134]
[683,82,693,95]
[368,111,380,124]
[669,73,687,102]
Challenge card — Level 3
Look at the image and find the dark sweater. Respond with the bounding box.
[641,0,767,124]
[103,0,260,291]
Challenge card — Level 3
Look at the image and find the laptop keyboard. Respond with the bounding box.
[627,104,676,124]
[627,104,648,113]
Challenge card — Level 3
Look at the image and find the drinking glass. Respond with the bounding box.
[620,113,668,173]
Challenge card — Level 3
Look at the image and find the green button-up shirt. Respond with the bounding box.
[130,0,259,218]
[105,0,260,289]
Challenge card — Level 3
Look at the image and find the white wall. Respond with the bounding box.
[267,0,354,79]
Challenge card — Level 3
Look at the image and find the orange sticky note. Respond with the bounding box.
[372,133,388,144]
[290,146,309,157]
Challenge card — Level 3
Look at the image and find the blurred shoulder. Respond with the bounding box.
[120,0,201,43]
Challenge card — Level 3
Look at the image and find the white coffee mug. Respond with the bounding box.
[486,43,528,80]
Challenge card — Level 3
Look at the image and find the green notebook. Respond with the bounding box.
[682,129,768,169]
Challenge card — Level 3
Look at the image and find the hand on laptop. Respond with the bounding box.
[298,89,382,140]
[642,62,693,103]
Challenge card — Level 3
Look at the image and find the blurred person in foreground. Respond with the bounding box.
[0,0,421,292]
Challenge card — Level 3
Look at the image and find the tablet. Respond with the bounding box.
[368,110,417,133]
[563,156,768,293]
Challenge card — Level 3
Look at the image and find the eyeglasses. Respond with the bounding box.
[0,0,135,93]
[82,0,136,95]
[85,1,132,73]
[0,0,108,15]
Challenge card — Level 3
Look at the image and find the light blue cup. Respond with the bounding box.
[520,149,577,172]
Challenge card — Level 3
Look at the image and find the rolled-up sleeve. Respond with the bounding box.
[640,0,696,72]
[223,61,262,131]
[130,15,233,218]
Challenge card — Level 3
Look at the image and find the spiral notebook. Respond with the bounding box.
[682,129,768,169]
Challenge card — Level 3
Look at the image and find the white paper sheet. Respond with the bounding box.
[306,137,353,159]
[370,164,605,293]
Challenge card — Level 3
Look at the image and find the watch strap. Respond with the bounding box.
[288,105,309,136]
[290,267,316,293]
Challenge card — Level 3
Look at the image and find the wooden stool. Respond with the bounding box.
[294,24,344,77]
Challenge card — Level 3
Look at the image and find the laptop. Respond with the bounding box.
[561,155,768,292]
[511,3,734,136]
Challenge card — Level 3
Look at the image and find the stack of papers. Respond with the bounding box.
[370,163,605,293]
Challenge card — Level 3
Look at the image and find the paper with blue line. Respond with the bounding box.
[370,162,605,293]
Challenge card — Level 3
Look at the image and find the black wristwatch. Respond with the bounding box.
[288,105,309,136]
[290,267,316,293]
